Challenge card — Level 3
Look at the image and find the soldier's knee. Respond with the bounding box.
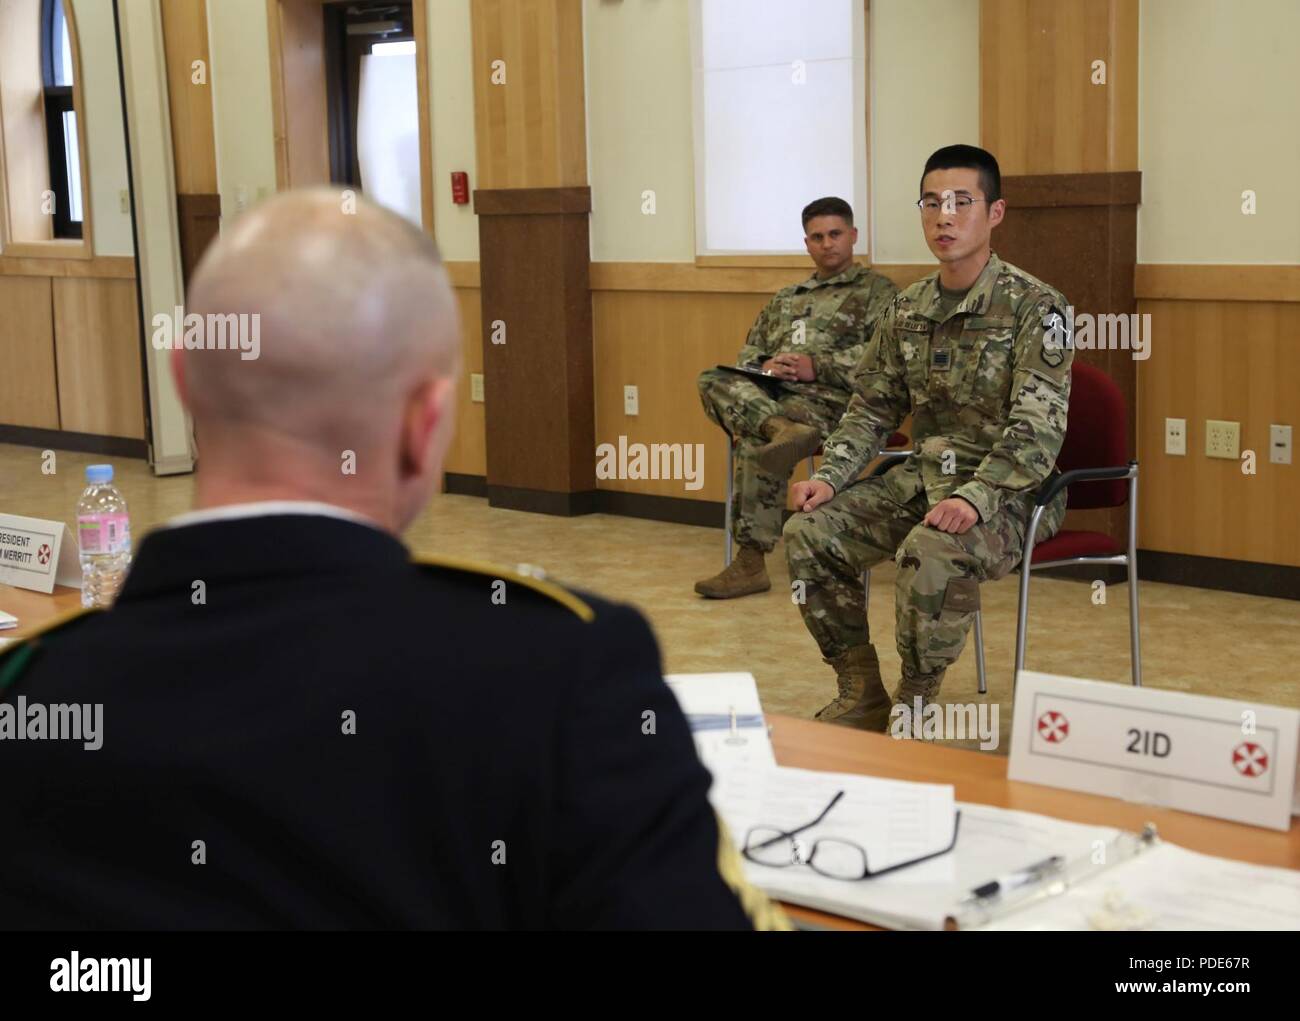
[896,523,958,568]
[697,367,724,396]
[782,509,822,555]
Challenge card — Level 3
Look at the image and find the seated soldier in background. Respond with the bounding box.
[0,190,784,931]
[695,197,897,598]
[785,146,1072,730]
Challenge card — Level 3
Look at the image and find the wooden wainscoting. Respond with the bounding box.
[444,282,486,477]
[51,277,146,440]
[594,288,778,505]
[0,276,60,429]
[1137,298,1300,569]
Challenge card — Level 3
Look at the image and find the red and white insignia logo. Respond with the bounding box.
[36,544,52,565]
[1037,710,1069,743]
[1232,742,1268,777]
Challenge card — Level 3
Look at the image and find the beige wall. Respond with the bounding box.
[206,0,277,222]
[584,0,695,262]
[870,0,978,264]
[582,0,978,265]
[429,0,479,260]
[71,0,133,256]
[1139,0,1300,265]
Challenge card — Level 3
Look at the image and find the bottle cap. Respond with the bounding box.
[86,464,114,485]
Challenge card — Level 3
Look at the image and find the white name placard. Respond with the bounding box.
[0,513,81,594]
[1009,671,1299,831]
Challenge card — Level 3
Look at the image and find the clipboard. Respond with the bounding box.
[715,364,789,395]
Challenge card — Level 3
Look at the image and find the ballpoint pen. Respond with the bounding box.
[962,855,1065,902]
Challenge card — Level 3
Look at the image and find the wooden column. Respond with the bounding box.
[980,0,1139,547]
[470,0,594,514]
[160,0,221,287]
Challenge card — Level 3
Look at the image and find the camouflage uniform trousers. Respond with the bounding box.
[783,472,1066,700]
[698,368,849,553]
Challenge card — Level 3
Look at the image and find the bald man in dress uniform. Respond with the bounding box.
[0,191,785,931]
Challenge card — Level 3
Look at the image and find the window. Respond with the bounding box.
[42,0,82,239]
[691,0,867,255]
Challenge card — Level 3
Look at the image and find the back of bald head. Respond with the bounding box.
[183,189,460,455]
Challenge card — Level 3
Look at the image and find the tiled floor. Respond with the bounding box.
[5,442,1298,753]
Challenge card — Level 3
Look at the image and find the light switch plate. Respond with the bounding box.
[1164,417,1186,456]
[470,373,484,403]
[624,385,639,416]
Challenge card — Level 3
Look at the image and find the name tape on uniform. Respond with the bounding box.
[0,513,81,594]
[1009,671,1299,831]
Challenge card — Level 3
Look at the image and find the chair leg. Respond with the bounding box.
[1127,555,1142,688]
[1013,562,1034,696]
[1013,506,1046,696]
[1127,471,1142,687]
[724,442,734,566]
[974,608,987,695]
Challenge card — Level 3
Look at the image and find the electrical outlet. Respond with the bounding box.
[1271,424,1292,465]
[470,373,484,403]
[623,385,639,416]
[1164,417,1186,456]
[119,189,129,214]
[1205,419,1240,460]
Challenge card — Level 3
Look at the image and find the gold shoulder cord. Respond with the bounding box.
[411,553,595,623]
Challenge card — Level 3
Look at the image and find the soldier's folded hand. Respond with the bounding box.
[923,497,979,534]
[766,352,815,382]
[781,352,816,381]
[792,479,835,513]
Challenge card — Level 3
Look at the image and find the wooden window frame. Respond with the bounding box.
[0,0,93,259]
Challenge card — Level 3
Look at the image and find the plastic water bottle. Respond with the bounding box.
[77,464,132,608]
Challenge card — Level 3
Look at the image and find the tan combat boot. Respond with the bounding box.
[755,416,823,477]
[815,644,892,731]
[891,670,946,740]
[694,546,771,598]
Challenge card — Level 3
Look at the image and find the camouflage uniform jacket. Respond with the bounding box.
[812,253,1073,522]
[737,263,898,404]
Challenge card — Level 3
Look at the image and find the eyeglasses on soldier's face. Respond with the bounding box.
[916,194,988,217]
[741,790,962,881]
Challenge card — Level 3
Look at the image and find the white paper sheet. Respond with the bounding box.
[664,672,776,775]
[981,842,1300,931]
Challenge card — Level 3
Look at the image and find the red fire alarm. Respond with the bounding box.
[451,171,470,205]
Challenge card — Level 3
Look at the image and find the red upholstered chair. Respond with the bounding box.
[1013,361,1141,688]
[724,432,911,565]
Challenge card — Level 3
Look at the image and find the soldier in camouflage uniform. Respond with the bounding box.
[784,147,1073,731]
[696,197,897,598]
